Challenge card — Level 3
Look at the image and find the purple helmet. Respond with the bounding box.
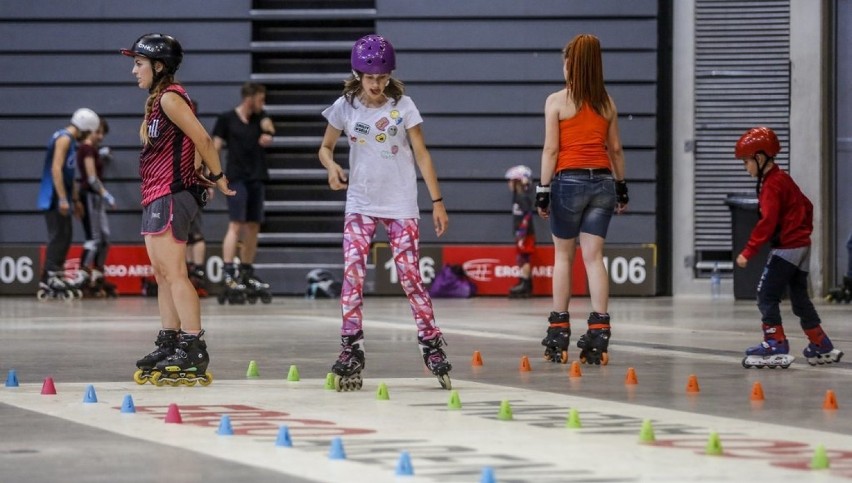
[351,35,396,74]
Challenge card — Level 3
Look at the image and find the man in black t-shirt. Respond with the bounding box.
[213,83,275,296]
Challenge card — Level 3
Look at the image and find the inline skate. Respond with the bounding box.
[87,269,118,298]
[151,330,213,386]
[825,277,852,303]
[508,278,532,299]
[134,329,179,384]
[187,263,208,298]
[418,334,452,390]
[331,331,365,392]
[241,264,272,304]
[36,271,79,300]
[803,335,844,366]
[742,339,794,369]
[541,311,570,363]
[577,312,611,365]
[217,267,247,305]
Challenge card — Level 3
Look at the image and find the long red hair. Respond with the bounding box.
[563,34,610,115]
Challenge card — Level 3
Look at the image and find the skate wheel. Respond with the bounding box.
[247,295,258,305]
[37,289,48,301]
[73,289,83,299]
[600,353,609,366]
[334,375,344,392]
[741,359,750,369]
[438,374,452,390]
[560,350,568,364]
[261,294,272,304]
[133,369,148,385]
[217,294,226,305]
[781,363,792,369]
[150,372,165,387]
[768,365,777,369]
[199,372,213,386]
[62,290,75,301]
[184,378,197,386]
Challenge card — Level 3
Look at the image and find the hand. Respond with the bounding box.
[58,198,70,216]
[216,176,236,197]
[327,164,348,191]
[195,165,215,187]
[259,133,274,148]
[103,192,116,209]
[736,254,748,268]
[534,184,550,218]
[72,200,84,219]
[615,180,629,214]
[432,201,448,237]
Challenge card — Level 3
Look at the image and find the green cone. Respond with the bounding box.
[246,360,259,378]
[448,390,462,410]
[565,408,582,429]
[810,444,830,470]
[498,400,513,421]
[287,365,300,381]
[376,382,390,400]
[639,419,655,443]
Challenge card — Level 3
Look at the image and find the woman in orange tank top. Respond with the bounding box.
[535,34,628,367]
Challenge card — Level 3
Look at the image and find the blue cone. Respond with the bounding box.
[5,369,19,387]
[83,384,98,403]
[120,394,136,413]
[328,437,346,460]
[480,466,496,483]
[275,425,293,447]
[216,415,234,436]
[395,451,414,476]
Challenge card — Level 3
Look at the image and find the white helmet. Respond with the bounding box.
[504,165,532,182]
[70,108,100,132]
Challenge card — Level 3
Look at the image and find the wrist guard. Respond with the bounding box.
[534,184,550,211]
[615,180,629,204]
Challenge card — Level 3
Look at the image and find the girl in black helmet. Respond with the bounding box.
[121,33,235,386]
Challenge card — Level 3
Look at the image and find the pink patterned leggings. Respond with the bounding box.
[340,213,441,340]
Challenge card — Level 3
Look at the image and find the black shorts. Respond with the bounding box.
[227,180,266,223]
[140,191,200,243]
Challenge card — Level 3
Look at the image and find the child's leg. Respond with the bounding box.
[756,254,796,342]
[385,218,440,339]
[341,213,377,336]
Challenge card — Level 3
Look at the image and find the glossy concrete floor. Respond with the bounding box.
[1,294,851,482]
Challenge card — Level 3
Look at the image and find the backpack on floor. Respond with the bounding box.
[428,264,476,298]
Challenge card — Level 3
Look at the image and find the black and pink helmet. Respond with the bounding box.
[351,34,395,74]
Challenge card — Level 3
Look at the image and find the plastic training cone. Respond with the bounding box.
[823,390,838,410]
[625,367,638,385]
[165,403,183,424]
[287,365,300,382]
[498,400,513,421]
[5,369,19,387]
[686,374,700,393]
[395,451,414,476]
[639,419,656,443]
[246,360,259,378]
[519,355,532,372]
[569,361,582,378]
[328,437,346,460]
[41,377,57,395]
[448,390,462,410]
[472,351,483,366]
[810,444,830,469]
[217,415,234,436]
[480,466,496,483]
[120,394,136,414]
[750,381,765,401]
[565,408,582,429]
[324,372,336,390]
[275,425,293,447]
[376,382,390,400]
[82,384,98,403]
[705,431,723,455]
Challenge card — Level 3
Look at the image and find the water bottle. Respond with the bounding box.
[710,262,721,299]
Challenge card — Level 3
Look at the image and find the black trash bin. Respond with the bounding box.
[725,193,772,300]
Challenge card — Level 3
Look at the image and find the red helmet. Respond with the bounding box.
[735,127,780,159]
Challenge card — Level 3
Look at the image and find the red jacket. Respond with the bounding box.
[741,164,812,260]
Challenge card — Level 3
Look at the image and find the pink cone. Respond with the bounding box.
[165,403,183,424]
[41,377,57,395]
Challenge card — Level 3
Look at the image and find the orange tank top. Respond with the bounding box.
[556,104,611,172]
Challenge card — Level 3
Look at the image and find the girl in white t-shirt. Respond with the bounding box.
[318,34,452,392]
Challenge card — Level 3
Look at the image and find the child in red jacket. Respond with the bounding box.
[735,127,843,369]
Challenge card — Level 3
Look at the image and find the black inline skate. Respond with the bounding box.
[418,334,452,390]
[241,264,272,304]
[217,265,247,305]
[151,330,213,386]
[577,312,611,365]
[825,277,852,304]
[541,311,570,363]
[332,331,365,392]
[134,329,179,384]
[36,271,79,301]
[87,269,118,298]
[508,278,532,299]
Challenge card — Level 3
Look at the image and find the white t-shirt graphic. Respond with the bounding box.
[322,95,424,219]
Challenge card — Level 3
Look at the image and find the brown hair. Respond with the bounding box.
[241,82,266,99]
[138,59,177,145]
[563,34,611,115]
[342,72,404,107]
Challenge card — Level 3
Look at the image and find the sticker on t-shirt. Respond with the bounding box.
[354,122,370,135]
[388,126,398,136]
[375,133,387,143]
[390,110,403,125]
[375,117,389,131]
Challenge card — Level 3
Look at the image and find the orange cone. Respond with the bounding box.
[823,390,839,410]
[750,381,765,401]
[569,361,582,378]
[686,374,700,393]
[519,355,532,372]
[472,351,483,367]
[625,367,638,385]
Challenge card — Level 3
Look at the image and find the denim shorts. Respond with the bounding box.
[549,170,616,239]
